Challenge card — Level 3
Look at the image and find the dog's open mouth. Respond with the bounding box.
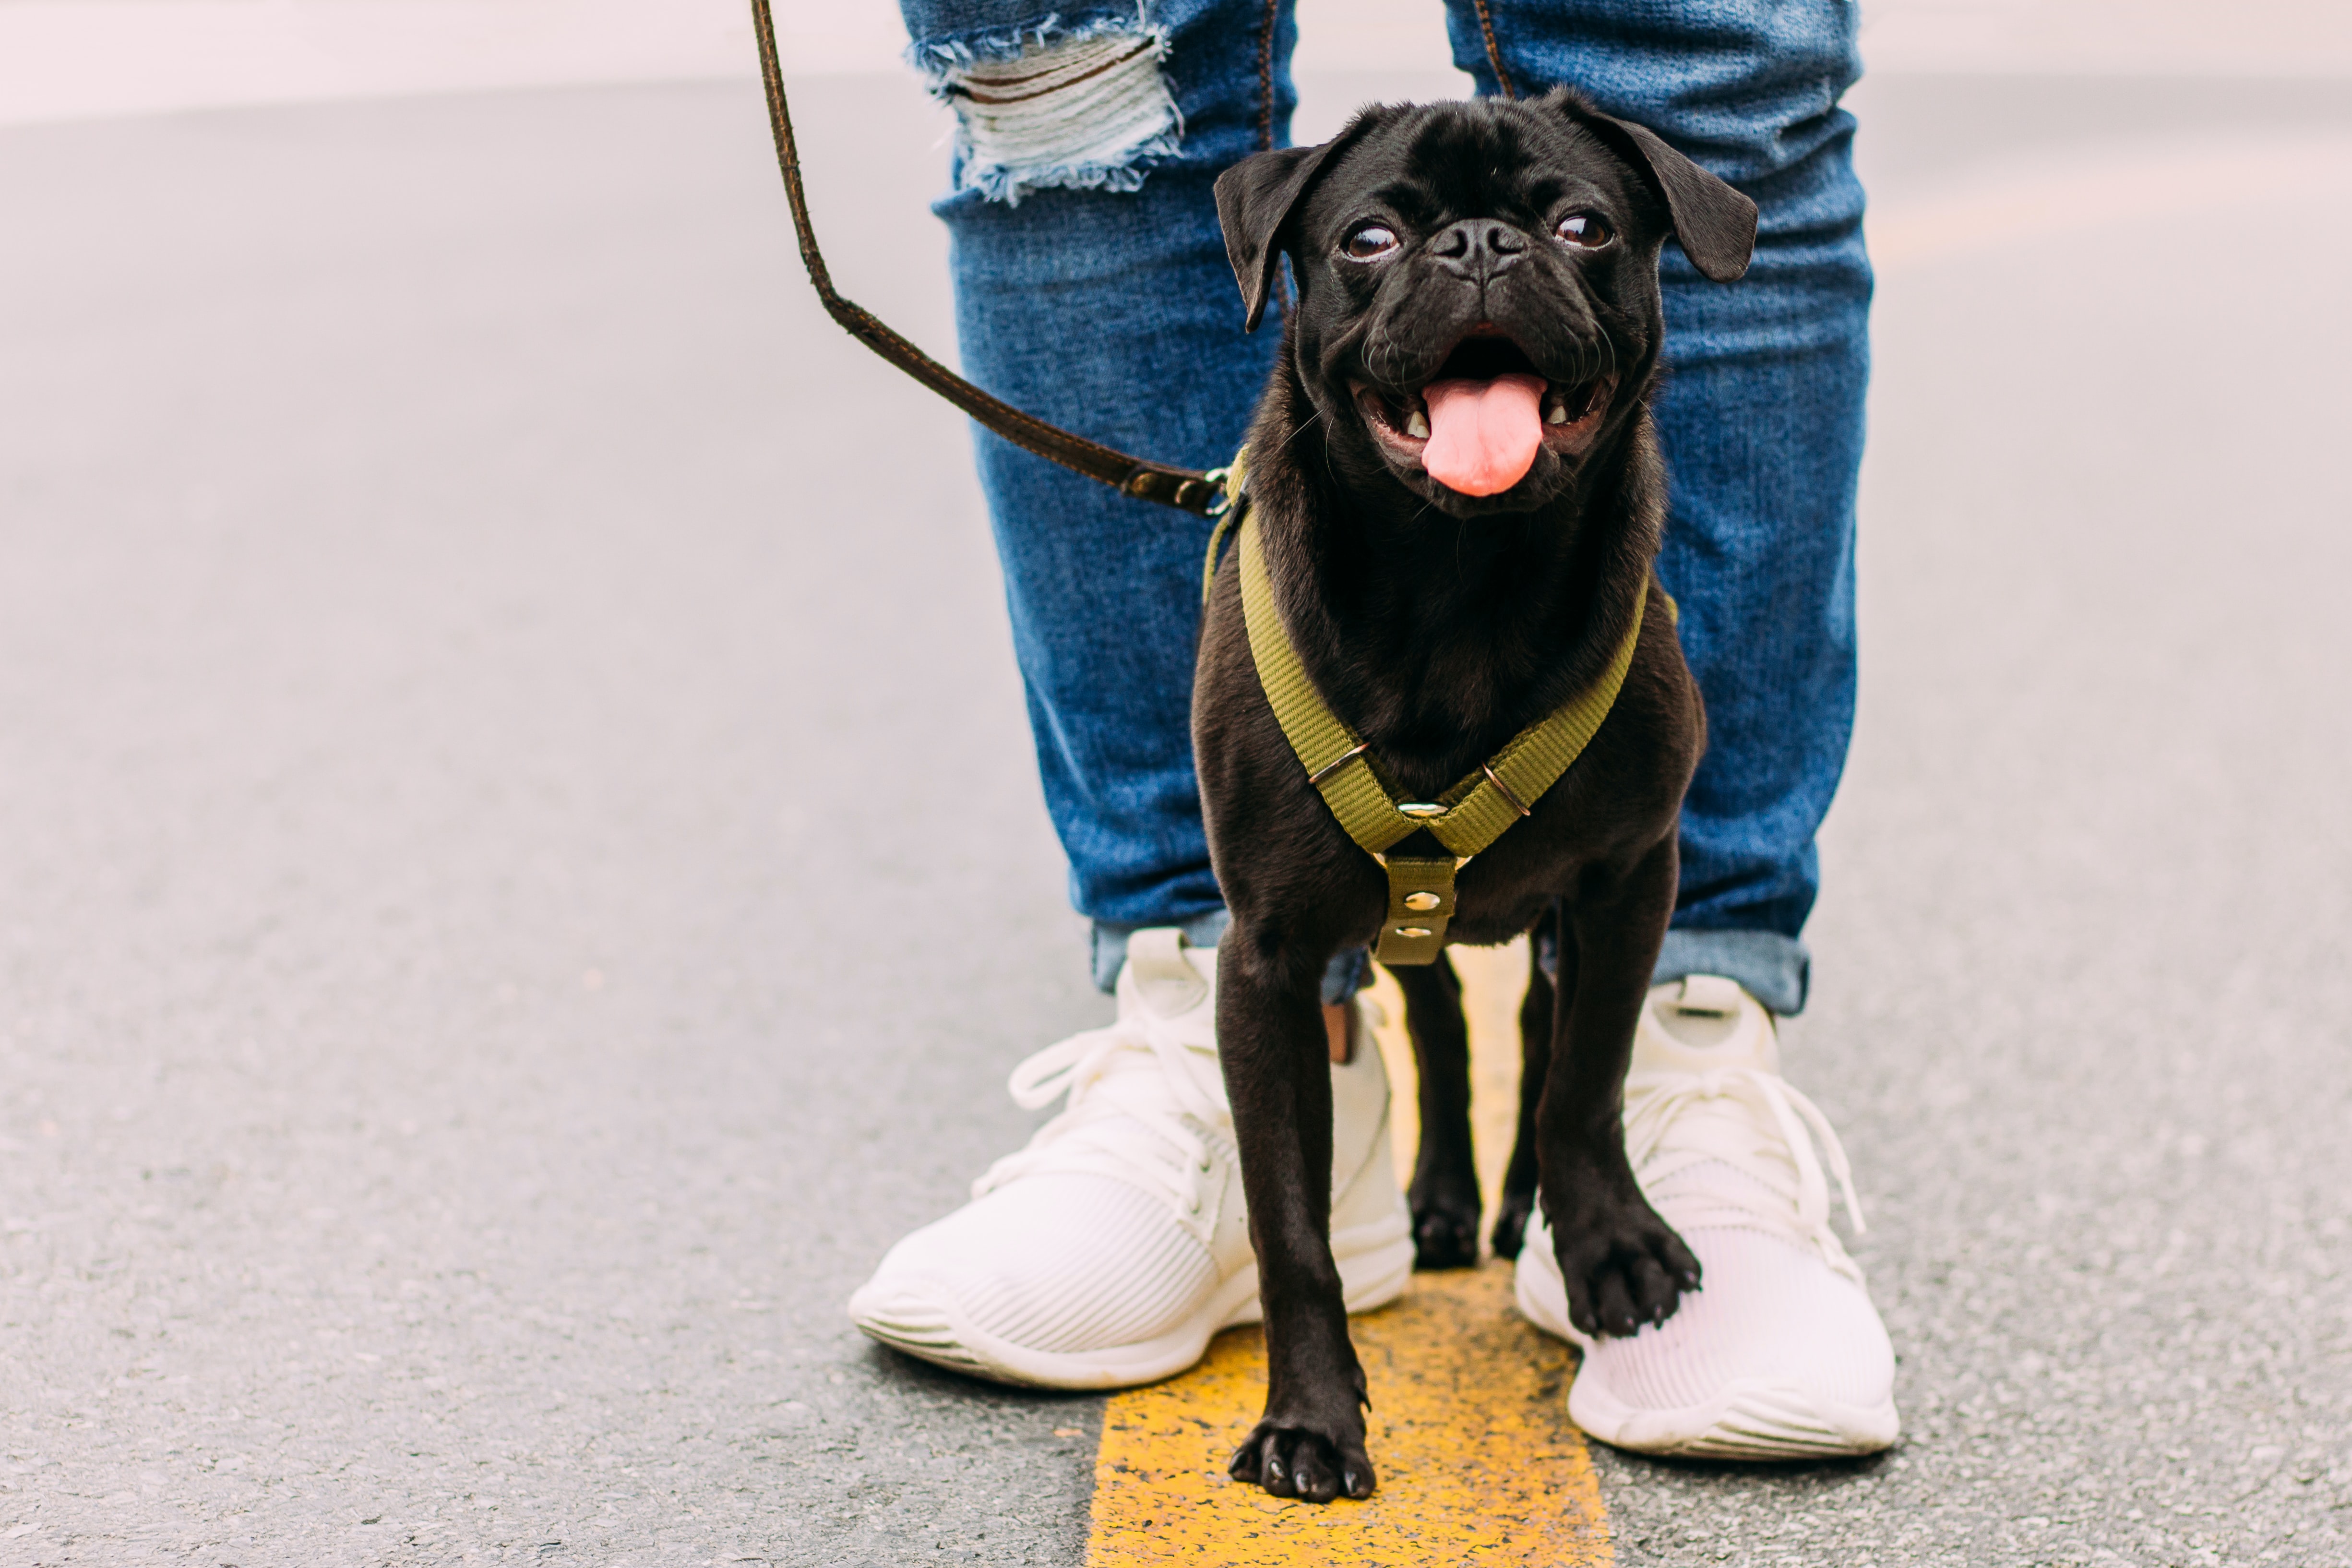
[1353,333,1612,496]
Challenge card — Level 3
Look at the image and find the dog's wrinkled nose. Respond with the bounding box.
[1430,219,1528,286]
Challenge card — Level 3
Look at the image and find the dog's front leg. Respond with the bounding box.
[1216,926,1374,1502]
[1539,840,1702,1337]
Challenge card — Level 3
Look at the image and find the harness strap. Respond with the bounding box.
[1234,508,1670,963]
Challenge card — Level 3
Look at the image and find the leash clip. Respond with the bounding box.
[1202,467,1235,518]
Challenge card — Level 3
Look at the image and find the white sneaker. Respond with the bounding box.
[1516,975,1899,1459]
[848,929,1414,1389]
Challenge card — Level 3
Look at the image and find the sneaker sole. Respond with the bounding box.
[851,1212,1414,1391]
[1514,1227,1899,1461]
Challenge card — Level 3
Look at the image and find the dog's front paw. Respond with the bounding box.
[1228,1417,1374,1503]
[1547,1179,1702,1338]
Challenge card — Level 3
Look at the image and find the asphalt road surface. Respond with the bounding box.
[3,69,2349,1568]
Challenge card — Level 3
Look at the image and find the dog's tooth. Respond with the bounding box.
[1406,409,1430,439]
[1545,402,1569,426]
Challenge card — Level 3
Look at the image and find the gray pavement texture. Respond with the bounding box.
[2,68,2350,1568]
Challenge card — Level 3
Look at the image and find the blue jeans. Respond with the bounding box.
[896,0,1868,1013]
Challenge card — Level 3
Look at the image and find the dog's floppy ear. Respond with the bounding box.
[1551,90,1757,283]
[1214,116,1379,332]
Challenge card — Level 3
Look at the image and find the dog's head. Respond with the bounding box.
[1216,91,1755,517]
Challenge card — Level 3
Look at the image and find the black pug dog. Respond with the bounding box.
[1194,88,1756,1502]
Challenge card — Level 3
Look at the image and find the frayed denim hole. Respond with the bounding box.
[913,15,1183,205]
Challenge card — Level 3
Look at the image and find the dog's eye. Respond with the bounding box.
[1342,224,1399,261]
[1554,211,1614,249]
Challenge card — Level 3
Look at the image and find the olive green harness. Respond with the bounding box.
[1208,449,1671,966]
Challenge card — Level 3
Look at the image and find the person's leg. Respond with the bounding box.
[1450,0,1870,1015]
[899,0,1371,1006]
[898,0,1274,988]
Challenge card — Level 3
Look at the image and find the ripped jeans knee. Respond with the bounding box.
[911,12,1185,204]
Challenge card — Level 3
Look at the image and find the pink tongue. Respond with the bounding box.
[1421,373,1546,496]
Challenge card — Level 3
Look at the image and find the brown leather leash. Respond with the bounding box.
[748,0,1229,517]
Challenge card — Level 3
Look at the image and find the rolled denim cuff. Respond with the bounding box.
[1534,923,1812,1016]
[1654,928,1811,1016]
[1091,914,1370,1007]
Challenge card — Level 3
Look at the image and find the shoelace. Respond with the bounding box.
[970,1012,1231,1230]
[1623,1065,1867,1279]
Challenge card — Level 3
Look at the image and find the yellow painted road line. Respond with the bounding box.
[1086,1264,1607,1566]
[1087,938,1607,1566]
